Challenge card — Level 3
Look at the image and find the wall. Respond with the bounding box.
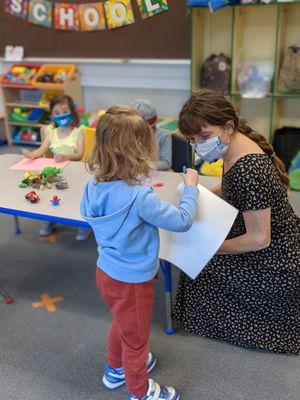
[0,58,191,117]
[0,0,189,59]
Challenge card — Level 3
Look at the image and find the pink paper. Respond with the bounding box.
[10,157,69,171]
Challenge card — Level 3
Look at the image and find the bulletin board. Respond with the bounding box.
[0,0,189,59]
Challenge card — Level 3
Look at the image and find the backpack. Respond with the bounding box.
[200,53,231,95]
[273,127,300,170]
[278,45,300,93]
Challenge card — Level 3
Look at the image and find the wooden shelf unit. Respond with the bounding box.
[1,72,84,146]
[190,3,300,141]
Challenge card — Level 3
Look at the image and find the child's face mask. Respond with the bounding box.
[53,113,73,128]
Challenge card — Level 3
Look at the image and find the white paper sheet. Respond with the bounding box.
[158,180,238,279]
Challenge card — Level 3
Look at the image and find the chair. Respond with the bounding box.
[171,133,193,172]
[40,125,96,162]
[82,127,95,162]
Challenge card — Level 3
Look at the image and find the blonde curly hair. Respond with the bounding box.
[88,105,156,183]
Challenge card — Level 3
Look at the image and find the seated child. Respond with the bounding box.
[131,99,172,171]
[81,105,199,400]
[24,94,89,241]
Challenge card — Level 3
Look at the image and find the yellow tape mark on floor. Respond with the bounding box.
[32,293,64,313]
[38,233,58,243]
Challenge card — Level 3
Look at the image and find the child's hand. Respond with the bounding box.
[54,154,68,163]
[183,168,199,187]
[23,150,34,160]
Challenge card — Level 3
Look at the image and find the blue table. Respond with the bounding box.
[0,155,179,333]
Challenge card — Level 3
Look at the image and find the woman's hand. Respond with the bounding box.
[184,168,199,187]
[54,154,68,163]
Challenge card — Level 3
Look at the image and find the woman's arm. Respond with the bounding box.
[211,183,222,197]
[23,126,50,159]
[217,208,271,254]
[54,129,85,162]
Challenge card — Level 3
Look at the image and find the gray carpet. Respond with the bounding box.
[1,144,300,400]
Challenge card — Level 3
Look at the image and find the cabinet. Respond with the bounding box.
[190,3,300,141]
[1,67,83,146]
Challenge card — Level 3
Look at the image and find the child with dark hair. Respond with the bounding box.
[24,94,89,241]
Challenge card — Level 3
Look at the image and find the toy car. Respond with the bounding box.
[25,191,40,203]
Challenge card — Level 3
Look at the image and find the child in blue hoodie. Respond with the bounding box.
[80,106,199,400]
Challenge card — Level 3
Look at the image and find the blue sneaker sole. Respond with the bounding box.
[102,353,157,390]
[102,375,125,389]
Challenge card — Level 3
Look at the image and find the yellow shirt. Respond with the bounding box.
[46,125,83,156]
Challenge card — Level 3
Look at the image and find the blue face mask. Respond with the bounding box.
[192,132,229,163]
[53,113,73,128]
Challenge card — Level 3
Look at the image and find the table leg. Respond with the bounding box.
[160,260,174,335]
[14,216,21,235]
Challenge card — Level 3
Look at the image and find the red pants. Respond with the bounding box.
[96,268,155,398]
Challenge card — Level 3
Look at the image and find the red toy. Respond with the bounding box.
[25,191,40,203]
[50,195,60,206]
[152,182,164,188]
[0,287,14,304]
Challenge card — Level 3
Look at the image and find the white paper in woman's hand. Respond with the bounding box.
[158,180,238,278]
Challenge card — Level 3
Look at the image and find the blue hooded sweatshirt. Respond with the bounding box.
[80,179,199,283]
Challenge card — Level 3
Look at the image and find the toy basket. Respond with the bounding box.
[32,64,76,88]
[1,64,42,86]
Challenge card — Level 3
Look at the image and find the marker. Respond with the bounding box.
[182,165,187,173]
[152,182,164,188]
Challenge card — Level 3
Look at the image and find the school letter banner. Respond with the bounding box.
[78,2,106,31]
[28,0,52,28]
[5,0,29,20]
[137,0,168,19]
[4,0,170,31]
[54,3,80,31]
[104,0,135,29]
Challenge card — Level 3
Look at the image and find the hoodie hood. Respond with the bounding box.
[81,179,140,240]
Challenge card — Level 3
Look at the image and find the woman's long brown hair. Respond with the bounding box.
[179,90,289,189]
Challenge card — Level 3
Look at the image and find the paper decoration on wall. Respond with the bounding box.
[4,0,170,31]
[54,3,80,31]
[5,45,24,61]
[28,0,52,28]
[137,0,168,20]
[5,0,29,20]
[104,0,135,29]
[79,2,106,31]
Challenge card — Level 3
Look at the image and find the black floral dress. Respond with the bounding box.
[173,154,300,354]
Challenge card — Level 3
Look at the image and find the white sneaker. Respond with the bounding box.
[102,352,157,389]
[75,227,90,241]
[39,221,55,237]
[128,378,180,400]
